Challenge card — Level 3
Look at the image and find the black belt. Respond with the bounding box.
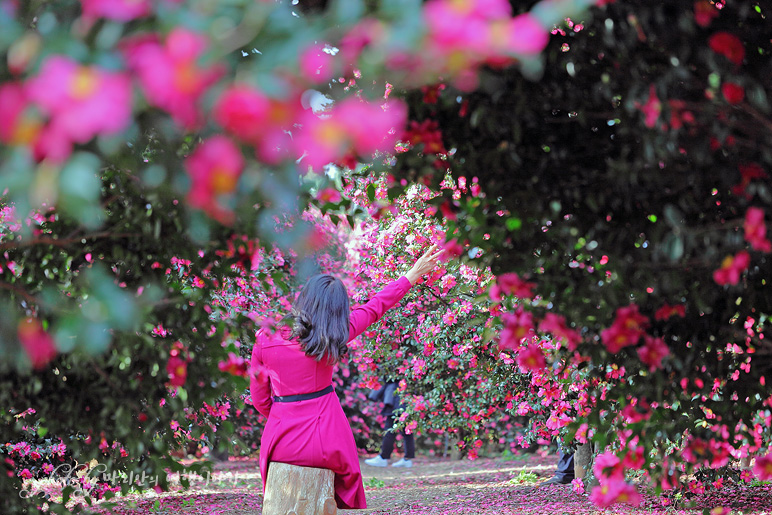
[273,385,333,403]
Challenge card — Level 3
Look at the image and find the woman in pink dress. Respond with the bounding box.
[250,245,444,509]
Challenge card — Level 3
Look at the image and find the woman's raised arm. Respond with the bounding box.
[348,244,445,341]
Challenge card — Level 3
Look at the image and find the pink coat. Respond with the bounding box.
[250,276,412,509]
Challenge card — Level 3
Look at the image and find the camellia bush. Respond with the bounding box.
[381,0,772,507]
[3,0,772,512]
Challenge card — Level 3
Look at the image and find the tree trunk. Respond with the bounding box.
[262,462,337,515]
[574,443,600,490]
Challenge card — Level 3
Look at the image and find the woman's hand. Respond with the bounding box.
[405,244,446,285]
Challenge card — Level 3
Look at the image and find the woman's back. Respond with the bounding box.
[257,327,333,397]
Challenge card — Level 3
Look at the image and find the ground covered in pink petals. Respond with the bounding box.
[77,452,772,514]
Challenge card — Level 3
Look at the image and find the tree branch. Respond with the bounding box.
[0,232,140,252]
[0,280,40,307]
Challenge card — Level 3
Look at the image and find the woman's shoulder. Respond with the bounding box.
[257,325,298,348]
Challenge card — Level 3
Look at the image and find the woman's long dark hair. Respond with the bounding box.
[289,274,350,364]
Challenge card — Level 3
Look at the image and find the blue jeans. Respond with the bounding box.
[555,449,575,481]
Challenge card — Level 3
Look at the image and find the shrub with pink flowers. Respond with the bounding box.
[3,0,772,513]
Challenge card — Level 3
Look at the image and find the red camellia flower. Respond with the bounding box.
[166,356,188,387]
[721,82,744,104]
[709,32,745,65]
[17,318,57,370]
[694,0,719,28]
[654,303,686,321]
[732,162,768,197]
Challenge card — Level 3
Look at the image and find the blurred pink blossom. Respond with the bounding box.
[17,317,57,370]
[0,82,41,146]
[79,0,152,21]
[26,56,132,161]
[184,136,244,224]
[299,43,336,84]
[124,29,223,128]
[637,335,669,371]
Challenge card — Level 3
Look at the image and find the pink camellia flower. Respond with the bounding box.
[744,207,771,252]
[638,335,669,371]
[499,308,535,350]
[639,84,662,128]
[621,399,651,424]
[315,187,342,204]
[218,352,249,377]
[538,313,581,351]
[299,43,336,84]
[79,0,152,21]
[184,136,244,224]
[26,56,132,160]
[593,452,623,481]
[713,250,751,285]
[516,345,546,373]
[505,13,549,55]
[440,238,464,259]
[123,29,223,129]
[490,272,536,301]
[601,304,649,353]
[571,478,585,494]
[213,84,302,163]
[442,310,457,325]
[590,479,641,508]
[754,453,772,480]
[214,84,270,139]
[294,97,407,171]
[42,463,54,475]
[0,82,42,146]
[709,32,745,66]
[423,0,511,55]
[622,445,646,469]
[17,317,57,370]
[18,468,33,479]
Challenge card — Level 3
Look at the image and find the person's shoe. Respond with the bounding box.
[364,455,389,467]
[391,458,412,468]
[540,475,573,486]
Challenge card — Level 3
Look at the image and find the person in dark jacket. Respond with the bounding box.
[364,381,415,468]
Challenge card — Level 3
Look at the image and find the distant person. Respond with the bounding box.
[541,449,574,485]
[250,245,445,510]
[365,380,415,468]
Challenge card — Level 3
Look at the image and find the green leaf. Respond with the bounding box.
[367,183,376,203]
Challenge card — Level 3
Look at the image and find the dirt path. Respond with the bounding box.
[77,452,772,515]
